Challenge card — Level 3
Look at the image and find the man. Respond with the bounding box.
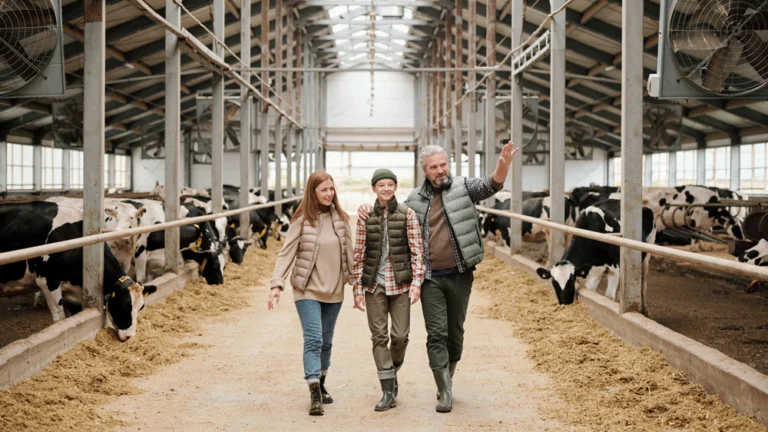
[359,141,519,413]
[352,168,425,412]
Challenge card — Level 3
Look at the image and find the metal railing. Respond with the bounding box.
[477,205,768,282]
[0,197,301,267]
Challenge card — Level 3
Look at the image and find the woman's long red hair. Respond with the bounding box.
[291,171,349,227]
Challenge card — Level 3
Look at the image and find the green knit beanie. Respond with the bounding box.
[371,168,398,186]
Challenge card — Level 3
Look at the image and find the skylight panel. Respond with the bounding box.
[328,6,347,18]
[392,39,406,46]
[393,24,409,34]
[332,24,349,33]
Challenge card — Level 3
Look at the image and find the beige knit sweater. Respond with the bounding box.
[270,211,354,303]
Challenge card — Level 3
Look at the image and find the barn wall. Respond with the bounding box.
[521,148,608,191]
[131,147,172,192]
[326,71,415,128]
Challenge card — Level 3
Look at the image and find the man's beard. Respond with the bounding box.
[431,173,452,187]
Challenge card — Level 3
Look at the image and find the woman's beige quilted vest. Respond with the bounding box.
[290,206,350,291]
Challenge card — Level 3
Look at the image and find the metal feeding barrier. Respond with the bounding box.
[0,197,301,267]
[477,205,768,282]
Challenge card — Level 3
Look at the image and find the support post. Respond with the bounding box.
[668,151,677,187]
[164,0,182,273]
[33,145,42,191]
[239,0,251,238]
[697,145,706,185]
[261,108,270,193]
[0,135,5,193]
[83,0,106,310]
[730,141,740,191]
[468,0,477,178]
[484,0,496,204]
[275,117,283,216]
[620,0,644,314]
[548,0,566,266]
[261,0,270,192]
[509,0,524,254]
[107,154,115,189]
[445,11,453,161]
[62,148,70,191]
[211,0,225,214]
[454,0,463,176]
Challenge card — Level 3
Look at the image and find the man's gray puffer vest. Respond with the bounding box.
[406,176,484,269]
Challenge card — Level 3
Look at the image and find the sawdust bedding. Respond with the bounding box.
[474,254,767,432]
[0,243,279,432]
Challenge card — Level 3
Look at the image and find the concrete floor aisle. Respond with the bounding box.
[102,280,565,431]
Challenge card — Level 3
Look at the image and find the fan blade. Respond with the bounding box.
[648,134,660,150]
[739,31,768,80]
[0,30,38,82]
[727,0,747,27]
[670,30,727,52]
[702,39,743,91]
[661,130,677,148]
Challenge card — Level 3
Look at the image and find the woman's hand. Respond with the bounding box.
[268,287,281,310]
[409,288,421,305]
[353,294,366,311]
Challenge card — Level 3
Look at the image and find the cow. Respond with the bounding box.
[121,199,225,284]
[571,186,619,212]
[152,182,210,200]
[180,197,251,264]
[536,200,656,305]
[642,185,744,241]
[45,197,145,273]
[737,239,768,293]
[220,191,272,249]
[487,196,577,247]
[0,202,157,341]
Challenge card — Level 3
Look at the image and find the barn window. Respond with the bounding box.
[104,154,110,188]
[115,154,131,190]
[42,147,64,190]
[6,143,35,191]
[608,157,621,187]
[740,143,767,193]
[705,147,730,189]
[675,150,697,186]
[649,153,669,187]
[70,150,84,189]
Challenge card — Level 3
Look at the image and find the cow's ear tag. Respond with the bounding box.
[143,291,150,297]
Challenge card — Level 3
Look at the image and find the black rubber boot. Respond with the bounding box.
[309,382,324,416]
[374,378,397,411]
[393,374,399,399]
[320,375,333,404]
[438,362,458,400]
[433,368,452,413]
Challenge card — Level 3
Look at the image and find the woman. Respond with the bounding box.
[268,171,354,416]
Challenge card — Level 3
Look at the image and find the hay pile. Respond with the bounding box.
[0,243,279,432]
[475,254,767,432]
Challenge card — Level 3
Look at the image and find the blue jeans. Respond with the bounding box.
[295,300,343,382]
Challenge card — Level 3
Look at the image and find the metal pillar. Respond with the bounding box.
[509,0,524,253]
[261,108,270,193]
[468,0,477,178]
[445,11,453,159]
[239,0,251,238]
[668,151,677,187]
[276,0,283,112]
[294,128,301,193]
[730,142,740,191]
[548,0,566,266]
[164,0,182,273]
[261,0,270,193]
[33,145,42,191]
[696,146,706,185]
[62,148,70,191]
[83,0,106,310]
[620,0,644,314]
[275,117,283,216]
[485,0,497,197]
[454,0,463,176]
[0,136,5,193]
[286,125,294,197]
[210,0,225,214]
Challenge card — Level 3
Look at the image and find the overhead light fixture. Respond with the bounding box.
[124,62,135,69]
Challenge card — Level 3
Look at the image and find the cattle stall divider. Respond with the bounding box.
[478,206,768,424]
[0,198,300,390]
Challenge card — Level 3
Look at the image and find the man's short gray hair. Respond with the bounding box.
[419,145,447,168]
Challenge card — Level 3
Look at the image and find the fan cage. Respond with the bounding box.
[0,0,59,95]
[668,0,768,96]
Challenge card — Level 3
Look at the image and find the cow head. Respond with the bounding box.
[183,222,226,284]
[536,261,590,305]
[104,276,157,342]
[226,222,252,264]
[738,239,768,266]
[103,205,146,272]
[251,215,269,249]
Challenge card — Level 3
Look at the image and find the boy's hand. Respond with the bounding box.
[409,288,421,305]
[353,294,366,311]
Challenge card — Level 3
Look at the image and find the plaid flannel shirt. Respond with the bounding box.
[353,206,425,297]
[406,176,502,280]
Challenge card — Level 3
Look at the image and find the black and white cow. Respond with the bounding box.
[737,239,768,292]
[642,185,744,240]
[222,192,272,249]
[570,186,619,212]
[487,196,577,246]
[181,197,251,264]
[0,202,157,341]
[536,200,656,305]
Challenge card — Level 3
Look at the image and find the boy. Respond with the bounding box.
[352,168,425,411]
